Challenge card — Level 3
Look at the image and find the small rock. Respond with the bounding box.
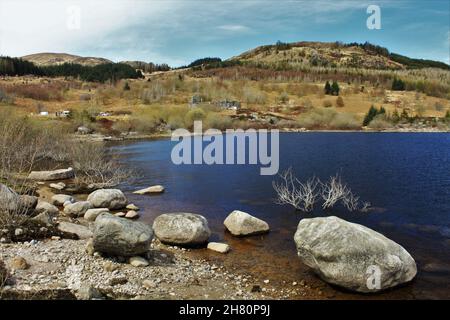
[77,284,103,300]
[49,182,66,191]
[51,194,74,206]
[51,236,61,240]
[87,189,128,210]
[14,228,23,236]
[125,210,139,219]
[114,212,126,217]
[129,256,149,267]
[64,201,93,217]
[207,242,230,253]
[142,279,154,289]
[58,222,93,239]
[108,277,128,286]
[35,201,59,216]
[224,210,270,236]
[263,279,270,284]
[103,261,119,272]
[10,256,29,270]
[85,239,95,256]
[133,185,165,195]
[126,204,139,211]
[84,208,109,221]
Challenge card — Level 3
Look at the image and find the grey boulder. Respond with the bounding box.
[93,213,153,256]
[153,213,211,246]
[87,189,127,210]
[0,184,37,215]
[35,200,60,216]
[63,201,93,217]
[224,210,269,236]
[51,194,75,206]
[294,216,417,293]
[28,167,74,181]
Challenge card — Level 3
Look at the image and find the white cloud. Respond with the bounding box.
[217,25,250,32]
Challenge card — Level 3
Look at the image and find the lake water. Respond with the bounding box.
[111,133,450,299]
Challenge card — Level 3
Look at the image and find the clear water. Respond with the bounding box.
[111,133,450,299]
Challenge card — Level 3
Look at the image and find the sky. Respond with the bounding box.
[0,0,449,66]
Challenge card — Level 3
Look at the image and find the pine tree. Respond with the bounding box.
[392,109,400,123]
[363,105,378,126]
[324,81,332,95]
[331,81,340,95]
[400,109,409,121]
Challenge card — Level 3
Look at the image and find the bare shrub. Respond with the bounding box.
[321,174,350,209]
[368,116,393,130]
[322,100,333,108]
[68,141,137,188]
[273,169,369,213]
[0,260,8,288]
[242,86,267,104]
[272,168,320,212]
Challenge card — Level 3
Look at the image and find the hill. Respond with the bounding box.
[228,41,449,71]
[21,53,112,66]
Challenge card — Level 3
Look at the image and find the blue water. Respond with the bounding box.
[111,133,450,299]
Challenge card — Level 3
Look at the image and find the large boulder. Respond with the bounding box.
[153,213,211,246]
[294,216,417,293]
[87,189,127,210]
[0,184,37,215]
[224,210,269,236]
[28,167,74,181]
[63,201,93,217]
[93,213,153,256]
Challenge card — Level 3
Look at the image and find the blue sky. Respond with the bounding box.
[0,0,449,66]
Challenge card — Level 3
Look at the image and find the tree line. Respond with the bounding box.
[0,56,143,82]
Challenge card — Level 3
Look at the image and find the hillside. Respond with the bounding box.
[22,53,112,66]
[229,41,449,70]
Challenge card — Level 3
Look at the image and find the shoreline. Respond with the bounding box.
[72,127,450,142]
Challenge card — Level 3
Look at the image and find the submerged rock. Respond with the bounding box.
[153,213,211,246]
[224,210,269,236]
[87,189,127,210]
[93,213,153,256]
[28,167,74,181]
[294,216,417,293]
[207,242,230,254]
[133,185,165,195]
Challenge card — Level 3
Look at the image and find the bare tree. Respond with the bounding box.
[273,170,371,213]
[272,168,320,212]
[321,174,350,209]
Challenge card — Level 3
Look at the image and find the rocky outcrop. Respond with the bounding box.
[93,213,153,256]
[153,213,211,246]
[28,168,74,181]
[87,189,127,210]
[294,216,417,293]
[224,210,269,236]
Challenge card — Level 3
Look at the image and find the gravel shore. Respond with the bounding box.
[0,238,290,300]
